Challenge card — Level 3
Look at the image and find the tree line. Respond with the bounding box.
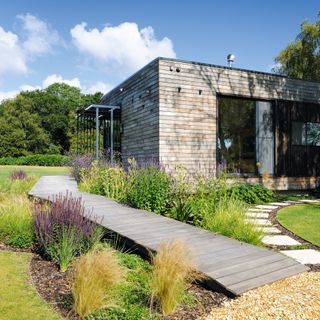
[0,83,102,157]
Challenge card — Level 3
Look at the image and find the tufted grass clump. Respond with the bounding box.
[72,248,125,318]
[150,240,200,315]
[0,193,35,248]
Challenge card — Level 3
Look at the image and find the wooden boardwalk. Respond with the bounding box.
[29,175,308,296]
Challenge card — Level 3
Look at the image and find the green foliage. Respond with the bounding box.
[0,176,37,194]
[79,163,127,202]
[99,166,127,201]
[86,249,156,320]
[229,183,274,204]
[201,196,263,245]
[0,154,66,166]
[0,83,103,157]
[126,162,172,214]
[0,194,35,248]
[274,14,320,80]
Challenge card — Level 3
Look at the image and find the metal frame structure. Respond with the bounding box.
[76,104,120,163]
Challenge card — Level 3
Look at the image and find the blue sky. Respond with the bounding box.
[0,0,318,100]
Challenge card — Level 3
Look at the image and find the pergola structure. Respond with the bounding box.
[76,104,121,162]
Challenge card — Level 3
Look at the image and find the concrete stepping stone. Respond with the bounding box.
[255,205,278,210]
[262,235,301,246]
[245,212,269,219]
[298,199,320,203]
[284,200,301,204]
[258,227,282,234]
[248,208,272,213]
[281,249,320,265]
[269,202,290,206]
[245,219,272,226]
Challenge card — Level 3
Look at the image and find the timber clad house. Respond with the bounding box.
[77,57,320,190]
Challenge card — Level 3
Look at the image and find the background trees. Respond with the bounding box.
[274,14,320,81]
[0,84,103,157]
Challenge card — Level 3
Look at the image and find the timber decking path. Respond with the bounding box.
[29,175,308,296]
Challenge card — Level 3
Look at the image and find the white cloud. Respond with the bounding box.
[0,90,19,102]
[42,74,81,88]
[0,74,111,103]
[70,22,176,73]
[0,14,62,78]
[84,81,112,94]
[0,26,27,75]
[17,13,61,56]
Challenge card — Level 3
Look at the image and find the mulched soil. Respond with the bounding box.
[29,253,229,320]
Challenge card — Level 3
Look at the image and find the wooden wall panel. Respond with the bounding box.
[158,58,320,175]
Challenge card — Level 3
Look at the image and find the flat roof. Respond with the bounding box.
[102,57,320,100]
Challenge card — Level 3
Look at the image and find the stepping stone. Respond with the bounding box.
[298,199,320,203]
[284,200,300,204]
[255,205,278,210]
[262,235,301,246]
[248,208,272,213]
[269,202,290,206]
[281,249,320,265]
[245,212,269,219]
[245,219,272,226]
[259,227,282,234]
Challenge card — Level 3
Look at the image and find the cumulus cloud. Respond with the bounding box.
[0,14,61,77]
[0,75,111,102]
[42,74,81,88]
[0,26,27,75]
[70,22,176,73]
[17,13,61,56]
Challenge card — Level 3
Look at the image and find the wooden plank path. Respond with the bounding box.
[29,175,308,296]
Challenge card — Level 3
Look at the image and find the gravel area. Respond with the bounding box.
[203,272,320,320]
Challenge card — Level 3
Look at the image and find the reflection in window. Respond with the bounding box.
[218,97,274,175]
[292,122,320,146]
[292,122,306,145]
[307,123,320,146]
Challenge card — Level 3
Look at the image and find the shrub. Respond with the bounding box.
[78,162,102,195]
[150,240,200,315]
[99,165,127,201]
[201,196,263,245]
[0,154,66,166]
[126,161,172,214]
[72,248,124,318]
[10,170,27,181]
[229,183,274,204]
[32,193,103,271]
[0,194,35,248]
[68,153,95,181]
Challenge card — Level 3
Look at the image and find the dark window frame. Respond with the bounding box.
[291,121,320,147]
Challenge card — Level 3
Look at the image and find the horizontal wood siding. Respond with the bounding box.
[159,58,320,175]
[101,60,160,164]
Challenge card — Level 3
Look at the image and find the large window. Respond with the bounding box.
[217,97,274,175]
[292,122,320,146]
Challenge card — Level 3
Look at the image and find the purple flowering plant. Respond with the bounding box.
[32,192,103,271]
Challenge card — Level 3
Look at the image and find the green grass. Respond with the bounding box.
[0,251,61,320]
[0,165,69,184]
[277,203,320,246]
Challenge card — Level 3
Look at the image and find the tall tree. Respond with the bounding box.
[274,14,320,81]
[0,83,103,157]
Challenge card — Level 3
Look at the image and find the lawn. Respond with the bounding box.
[277,203,320,246]
[0,251,61,320]
[0,165,69,184]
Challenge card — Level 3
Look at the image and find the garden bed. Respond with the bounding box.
[29,250,229,320]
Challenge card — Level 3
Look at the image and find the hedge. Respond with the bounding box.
[0,154,67,167]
